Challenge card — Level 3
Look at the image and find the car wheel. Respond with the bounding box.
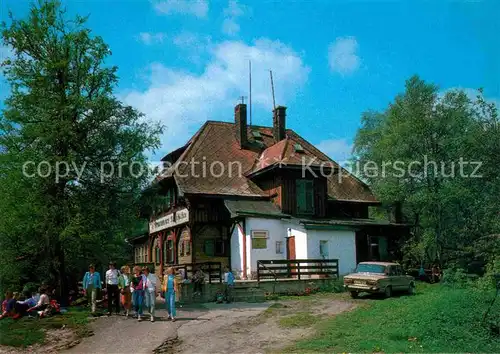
[350,291,359,299]
[384,286,392,298]
[408,282,416,295]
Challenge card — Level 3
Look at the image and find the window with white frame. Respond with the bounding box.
[276,241,284,254]
[251,230,268,249]
[319,240,329,259]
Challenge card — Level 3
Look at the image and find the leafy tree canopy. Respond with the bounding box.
[353,76,500,266]
[0,0,163,298]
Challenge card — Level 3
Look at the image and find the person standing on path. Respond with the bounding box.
[223,267,235,303]
[162,267,179,322]
[143,266,158,322]
[192,268,205,296]
[105,262,121,316]
[118,265,131,317]
[82,264,101,315]
[130,265,147,322]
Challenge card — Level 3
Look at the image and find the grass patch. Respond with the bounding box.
[284,283,500,353]
[279,312,317,328]
[0,307,91,348]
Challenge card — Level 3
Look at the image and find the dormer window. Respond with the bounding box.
[252,131,262,139]
[296,179,314,215]
[294,143,304,153]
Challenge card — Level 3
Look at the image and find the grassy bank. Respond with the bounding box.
[0,308,91,348]
[284,284,500,353]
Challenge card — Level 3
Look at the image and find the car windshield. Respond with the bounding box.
[356,264,387,274]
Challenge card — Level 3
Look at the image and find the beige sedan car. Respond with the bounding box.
[343,262,416,298]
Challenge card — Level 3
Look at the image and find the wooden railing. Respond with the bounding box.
[168,262,223,284]
[257,259,339,283]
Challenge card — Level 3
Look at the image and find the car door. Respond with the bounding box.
[388,265,403,290]
[384,265,395,289]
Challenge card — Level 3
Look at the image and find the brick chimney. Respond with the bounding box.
[235,103,248,148]
[273,106,286,142]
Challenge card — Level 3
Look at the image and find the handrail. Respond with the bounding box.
[257,260,278,294]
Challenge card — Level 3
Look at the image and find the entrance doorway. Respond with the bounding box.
[286,236,296,278]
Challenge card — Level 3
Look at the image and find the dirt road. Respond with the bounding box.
[64,296,354,354]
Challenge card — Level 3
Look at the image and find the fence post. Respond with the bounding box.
[297,261,301,280]
[257,262,260,284]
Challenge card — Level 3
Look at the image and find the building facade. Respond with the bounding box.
[131,103,408,279]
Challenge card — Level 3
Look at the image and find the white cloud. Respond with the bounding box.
[171,32,212,64]
[328,36,360,75]
[221,0,248,36]
[122,39,310,157]
[222,18,240,36]
[137,32,167,45]
[153,0,209,18]
[316,138,353,165]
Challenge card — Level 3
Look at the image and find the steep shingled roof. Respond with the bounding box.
[158,121,377,202]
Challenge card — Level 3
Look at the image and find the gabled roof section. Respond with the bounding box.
[155,120,377,202]
[224,199,289,219]
[247,134,333,177]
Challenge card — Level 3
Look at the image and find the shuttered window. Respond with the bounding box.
[296,179,315,215]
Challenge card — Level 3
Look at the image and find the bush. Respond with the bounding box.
[476,257,500,291]
[441,267,470,287]
[318,279,345,293]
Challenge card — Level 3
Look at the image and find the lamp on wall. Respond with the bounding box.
[287,228,291,237]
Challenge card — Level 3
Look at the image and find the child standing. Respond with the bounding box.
[130,266,147,322]
[223,267,235,303]
[192,268,205,296]
[162,267,179,321]
[118,266,131,317]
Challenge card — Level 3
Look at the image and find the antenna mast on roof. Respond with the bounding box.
[249,60,252,126]
[269,70,276,110]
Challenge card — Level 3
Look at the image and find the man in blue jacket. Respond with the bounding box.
[83,264,102,314]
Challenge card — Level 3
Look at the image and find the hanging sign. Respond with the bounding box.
[149,208,189,234]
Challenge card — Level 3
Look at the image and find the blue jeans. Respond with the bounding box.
[165,291,176,317]
[132,290,144,315]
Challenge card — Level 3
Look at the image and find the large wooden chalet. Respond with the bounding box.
[131,103,408,280]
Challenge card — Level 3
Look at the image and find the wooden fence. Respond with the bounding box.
[168,262,223,284]
[257,259,339,283]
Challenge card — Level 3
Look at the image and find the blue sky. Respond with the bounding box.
[1,0,499,163]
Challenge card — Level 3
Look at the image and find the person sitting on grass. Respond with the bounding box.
[14,292,38,318]
[0,291,17,319]
[27,286,50,317]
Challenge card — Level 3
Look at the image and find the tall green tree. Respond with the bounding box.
[0,0,162,300]
[353,76,500,266]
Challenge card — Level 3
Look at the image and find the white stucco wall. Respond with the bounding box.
[245,217,288,273]
[285,223,308,259]
[230,224,243,277]
[306,229,357,275]
[229,217,357,276]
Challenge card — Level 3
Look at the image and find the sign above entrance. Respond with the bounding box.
[149,208,189,234]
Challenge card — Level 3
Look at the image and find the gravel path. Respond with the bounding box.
[64,304,207,354]
[64,297,354,354]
